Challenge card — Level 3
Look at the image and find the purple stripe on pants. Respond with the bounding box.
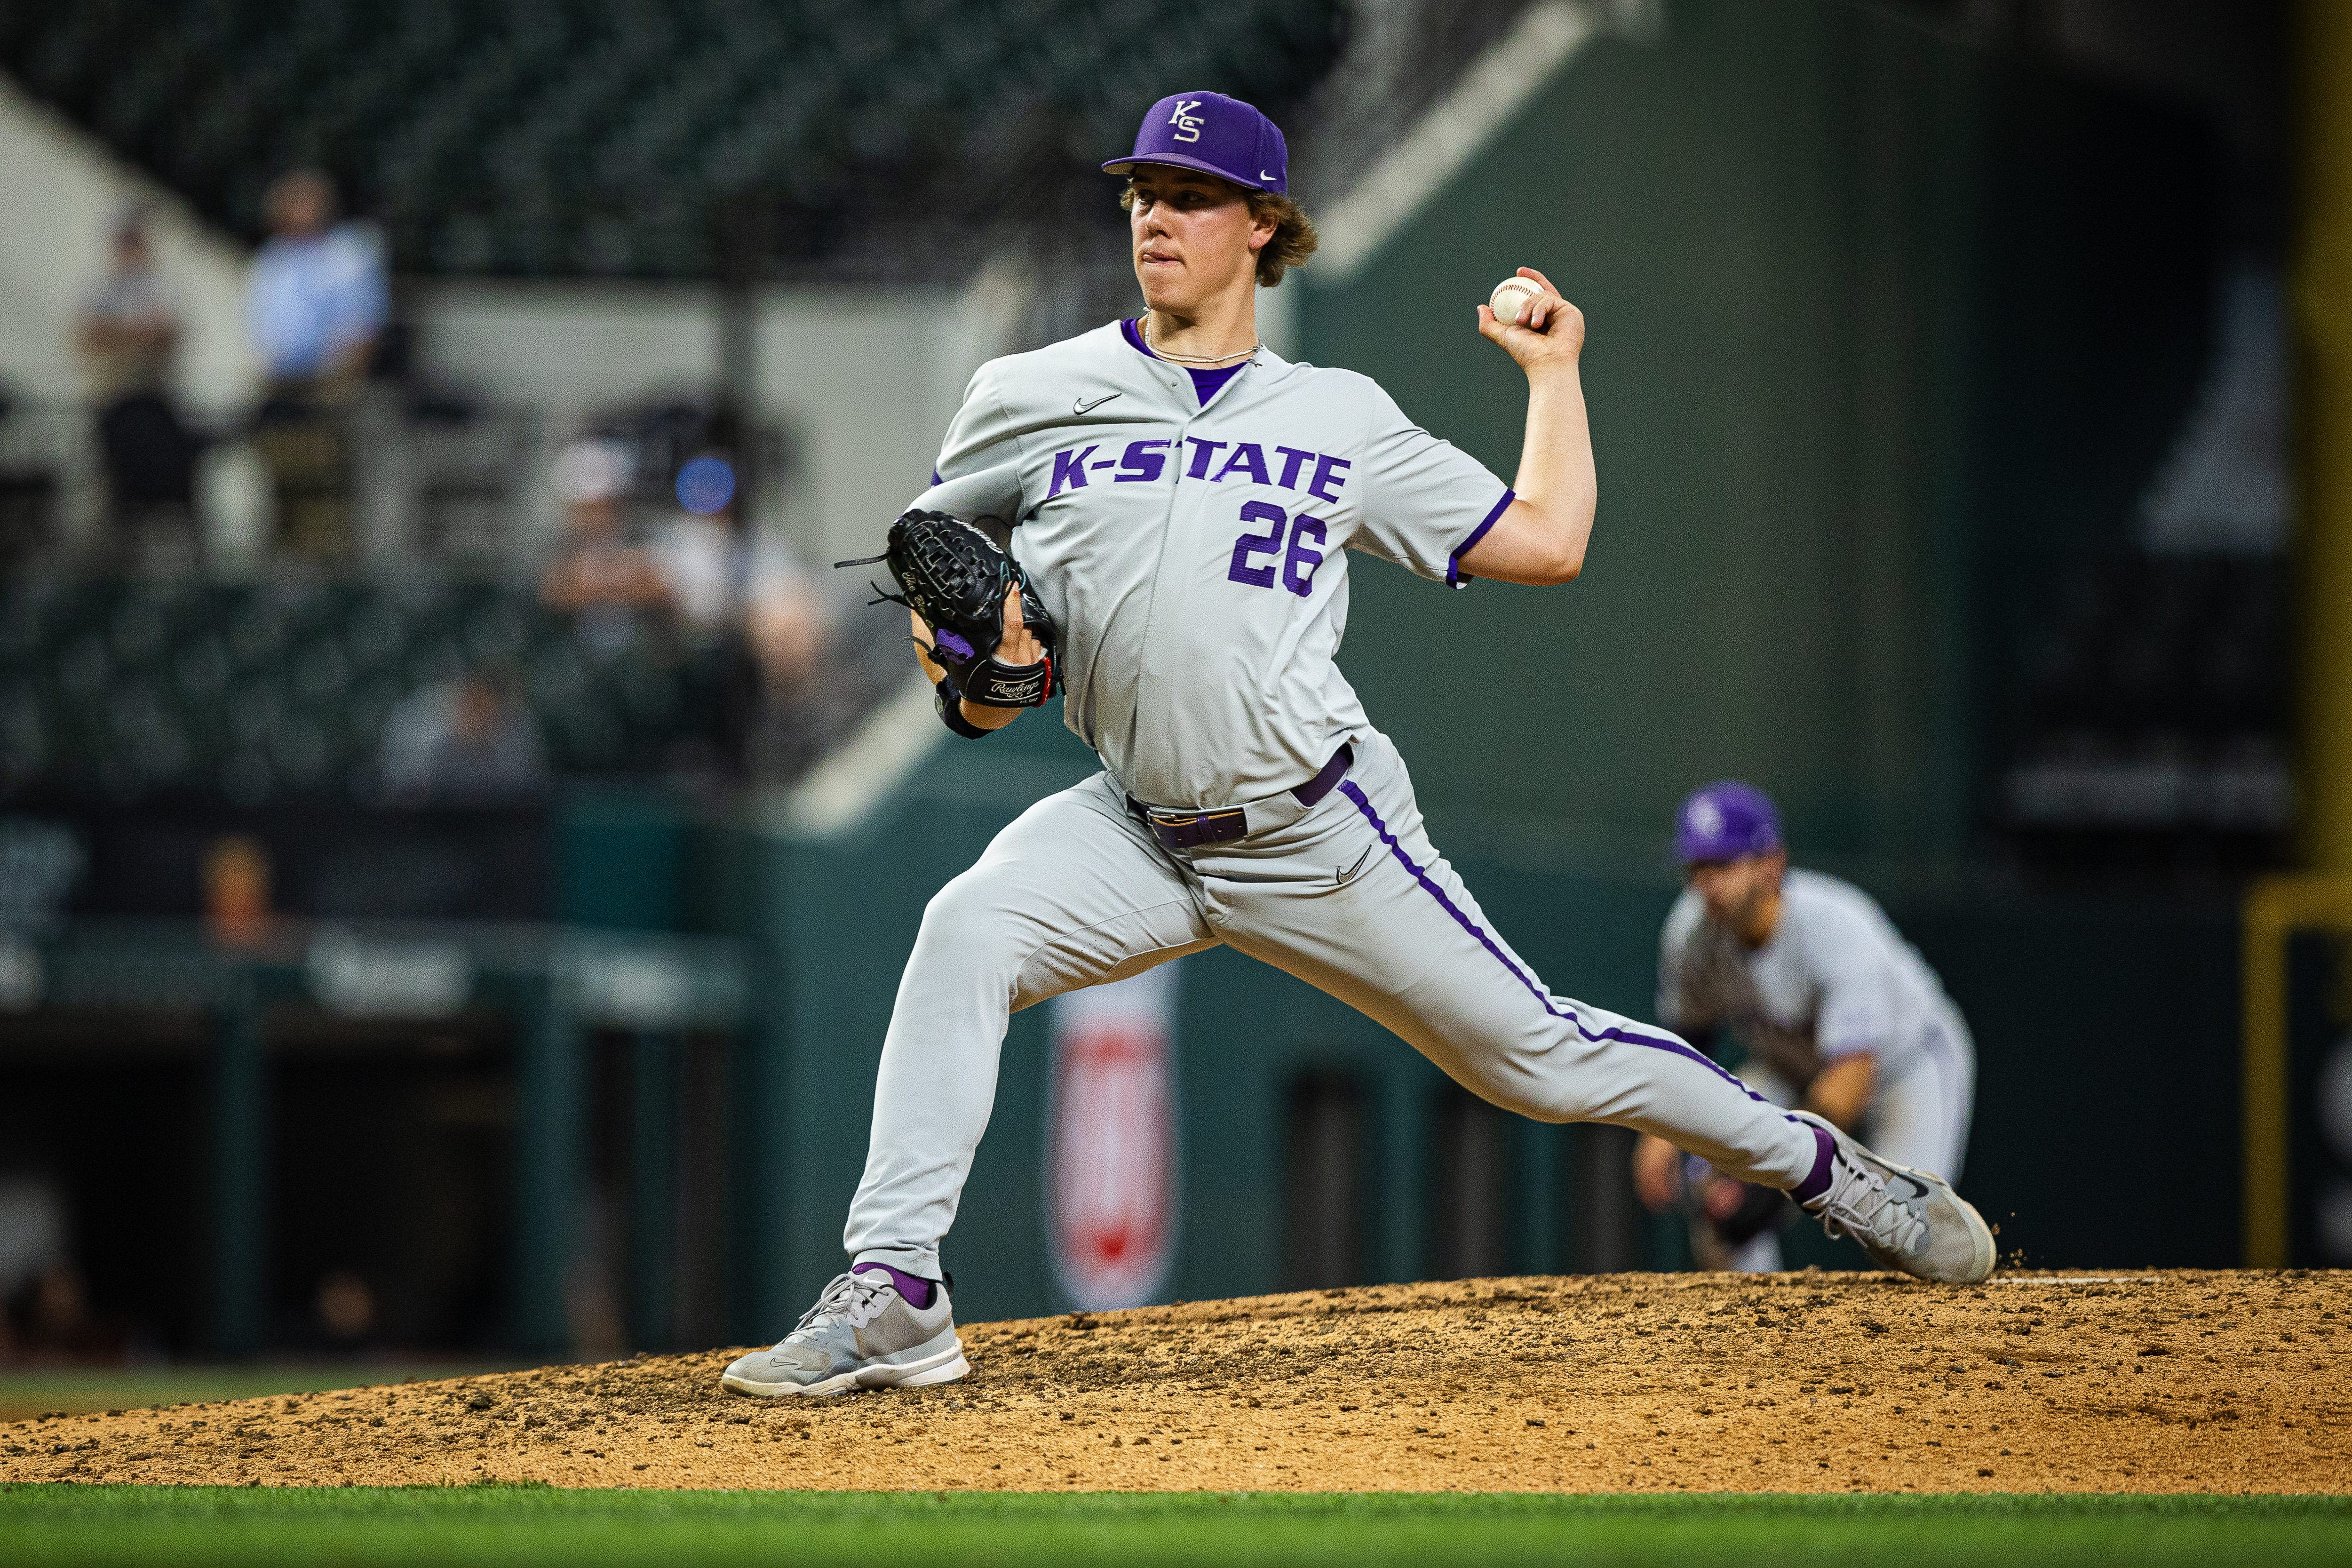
[1335,780,1766,1103]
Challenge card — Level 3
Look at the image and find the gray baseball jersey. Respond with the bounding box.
[1657,868,1974,1175]
[842,320,1834,1284]
[911,320,1513,808]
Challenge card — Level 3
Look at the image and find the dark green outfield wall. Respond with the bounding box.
[1293,0,2214,867]
[1297,0,1985,864]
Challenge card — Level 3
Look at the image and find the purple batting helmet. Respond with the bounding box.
[1103,91,1288,194]
[1675,781,1783,865]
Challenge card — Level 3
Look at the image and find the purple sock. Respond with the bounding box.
[853,1262,938,1310]
[1788,1124,1838,1207]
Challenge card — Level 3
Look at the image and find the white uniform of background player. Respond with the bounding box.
[723,92,1994,1400]
[1642,780,1977,1272]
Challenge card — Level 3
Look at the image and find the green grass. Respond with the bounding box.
[2,1488,2348,1567]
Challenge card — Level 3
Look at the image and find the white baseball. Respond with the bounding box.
[1489,276,1542,327]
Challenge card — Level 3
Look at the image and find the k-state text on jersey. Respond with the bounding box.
[1047,438,1355,501]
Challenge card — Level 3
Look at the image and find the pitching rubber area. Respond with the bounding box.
[4,1270,2343,1494]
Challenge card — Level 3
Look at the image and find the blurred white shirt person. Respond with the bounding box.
[245,169,386,558]
[649,453,825,688]
[246,170,386,388]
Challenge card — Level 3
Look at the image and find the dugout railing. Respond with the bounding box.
[0,916,747,1355]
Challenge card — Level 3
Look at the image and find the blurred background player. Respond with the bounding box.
[1636,781,1978,1272]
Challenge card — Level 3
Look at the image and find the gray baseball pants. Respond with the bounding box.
[845,729,1821,1280]
[1737,1012,1975,1185]
[1863,1017,1976,1182]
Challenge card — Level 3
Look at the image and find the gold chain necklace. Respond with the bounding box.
[1142,315,1259,367]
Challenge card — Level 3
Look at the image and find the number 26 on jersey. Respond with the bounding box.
[1227,501,1326,597]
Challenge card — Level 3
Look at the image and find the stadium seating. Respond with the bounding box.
[0,0,1345,279]
[0,571,739,801]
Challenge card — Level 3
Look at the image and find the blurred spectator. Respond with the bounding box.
[77,208,200,560]
[246,170,388,560]
[652,465,746,645]
[7,1261,128,1367]
[379,669,546,803]
[540,439,668,653]
[653,457,824,676]
[0,1177,67,1313]
[748,555,826,692]
[77,208,178,397]
[250,170,385,389]
[0,819,85,933]
[202,835,273,948]
[743,560,832,779]
[314,1269,379,1346]
[651,452,828,776]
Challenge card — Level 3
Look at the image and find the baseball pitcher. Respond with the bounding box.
[1637,781,1979,1272]
[723,91,1995,1399]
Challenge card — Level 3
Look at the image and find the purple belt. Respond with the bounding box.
[1128,743,1354,852]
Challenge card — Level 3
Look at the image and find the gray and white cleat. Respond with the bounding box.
[1792,1111,1996,1284]
[721,1267,968,1397]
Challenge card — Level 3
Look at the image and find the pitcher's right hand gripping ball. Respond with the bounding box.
[852,509,1059,707]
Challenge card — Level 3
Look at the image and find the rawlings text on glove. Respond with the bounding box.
[842,510,1059,708]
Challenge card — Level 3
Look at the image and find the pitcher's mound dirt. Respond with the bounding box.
[7,1270,2346,1493]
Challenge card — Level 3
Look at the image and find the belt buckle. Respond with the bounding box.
[1148,805,1247,850]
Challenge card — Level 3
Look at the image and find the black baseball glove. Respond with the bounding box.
[841,509,1059,708]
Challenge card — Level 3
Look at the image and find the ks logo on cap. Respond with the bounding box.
[1104,90,1289,193]
[1674,780,1783,864]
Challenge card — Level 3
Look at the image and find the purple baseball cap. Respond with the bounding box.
[1103,91,1288,194]
[1675,780,1783,864]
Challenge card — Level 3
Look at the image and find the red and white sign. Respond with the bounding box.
[1046,963,1181,1310]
